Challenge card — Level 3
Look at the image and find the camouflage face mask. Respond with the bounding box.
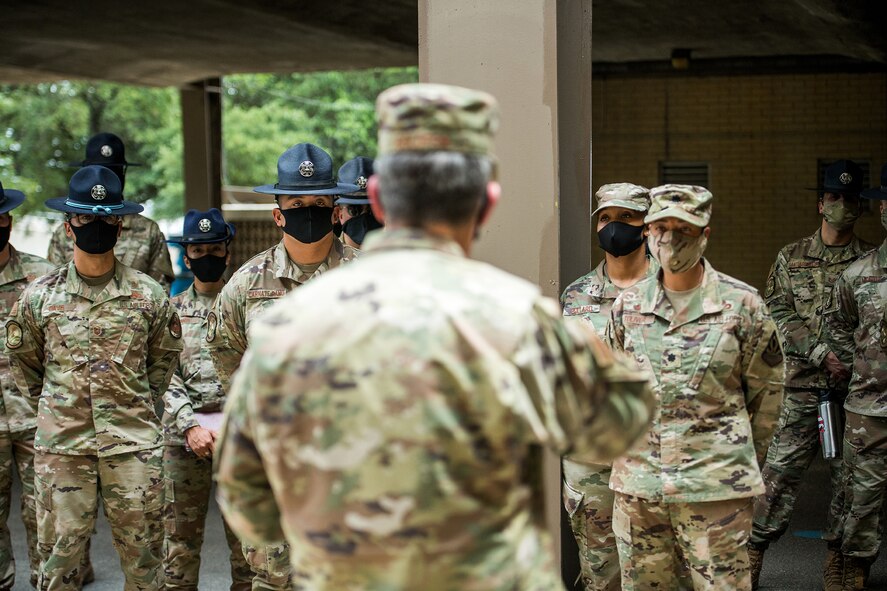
[647,230,707,273]
[822,200,860,230]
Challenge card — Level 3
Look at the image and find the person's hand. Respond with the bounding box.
[823,352,850,381]
[185,426,216,458]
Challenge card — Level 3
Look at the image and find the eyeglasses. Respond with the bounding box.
[0,214,10,228]
[67,214,122,226]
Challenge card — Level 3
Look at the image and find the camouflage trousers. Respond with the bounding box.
[34,448,164,591]
[562,458,619,591]
[163,445,251,590]
[613,493,753,591]
[751,388,844,546]
[840,411,887,559]
[0,430,38,590]
[241,542,292,591]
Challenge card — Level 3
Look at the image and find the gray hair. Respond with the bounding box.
[375,152,493,226]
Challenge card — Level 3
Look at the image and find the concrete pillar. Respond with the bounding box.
[180,77,222,212]
[419,0,592,583]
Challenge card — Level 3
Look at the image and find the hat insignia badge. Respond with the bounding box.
[100,145,113,157]
[91,185,107,201]
[299,161,315,178]
[198,218,212,233]
[840,172,852,185]
[356,176,368,190]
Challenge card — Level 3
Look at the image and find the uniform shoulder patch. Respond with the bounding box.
[761,332,783,367]
[168,313,182,339]
[764,274,775,298]
[205,311,217,343]
[5,320,23,349]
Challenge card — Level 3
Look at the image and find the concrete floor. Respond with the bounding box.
[6,456,887,590]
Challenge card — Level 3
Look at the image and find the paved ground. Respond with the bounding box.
[6,455,887,589]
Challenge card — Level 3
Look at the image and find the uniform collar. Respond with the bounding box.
[272,237,346,282]
[361,228,465,258]
[0,246,25,285]
[599,255,659,299]
[65,259,132,303]
[637,259,724,326]
[807,229,869,262]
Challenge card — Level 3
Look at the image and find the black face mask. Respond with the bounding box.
[0,225,10,253]
[332,221,343,238]
[187,253,227,283]
[342,213,383,246]
[70,220,120,254]
[279,206,333,244]
[597,221,645,257]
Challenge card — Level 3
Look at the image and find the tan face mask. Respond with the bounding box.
[648,230,707,273]
[822,200,861,230]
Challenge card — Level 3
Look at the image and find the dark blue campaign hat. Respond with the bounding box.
[335,157,374,205]
[166,208,235,244]
[254,143,359,196]
[808,159,864,195]
[861,163,887,200]
[45,165,144,216]
[0,181,26,215]
[69,132,141,168]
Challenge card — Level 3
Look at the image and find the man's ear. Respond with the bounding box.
[64,221,74,239]
[116,223,123,238]
[478,181,501,227]
[272,207,285,228]
[703,226,712,239]
[367,175,385,224]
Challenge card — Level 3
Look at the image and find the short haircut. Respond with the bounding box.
[375,151,492,226]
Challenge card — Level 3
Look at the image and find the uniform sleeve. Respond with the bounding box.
[741,300,785,465]
[512,298,654,461]
[215,348,285,547]
[148,224,175,293]
[766,255,830,368]
[207,284,248,392]
[5,295,46,399]
[46,223,70,267]
[822,272,858,369]
[164,365,198,435]
[147,297,183,401]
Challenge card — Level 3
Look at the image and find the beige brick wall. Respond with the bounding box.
[592,72,887,290]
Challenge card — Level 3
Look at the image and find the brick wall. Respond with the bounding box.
[591,72,887,290]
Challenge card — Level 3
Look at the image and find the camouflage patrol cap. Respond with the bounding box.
[645,184,712,227]
[376,83,499,156]
[591,183,650,217]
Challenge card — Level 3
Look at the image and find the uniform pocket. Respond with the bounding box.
[110,311,147,371]
[562,479,585,518]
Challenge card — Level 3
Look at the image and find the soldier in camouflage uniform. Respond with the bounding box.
[214,81,654,591]
[5,166,182,591]
[207,143,360,590]
[161,209,250,590]
[606,185,784,591]
[0,181,55,590]
[749,160,875,590]
[822,163,887,590]
[334,157,383,248]
[560,182,658,591]
[47,133,174,291]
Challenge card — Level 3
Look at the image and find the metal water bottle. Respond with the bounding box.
[818,389,840,460]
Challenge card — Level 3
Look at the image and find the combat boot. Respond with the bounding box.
[747,542,766,590]
[842,555,867,590]
[822,547,843,591]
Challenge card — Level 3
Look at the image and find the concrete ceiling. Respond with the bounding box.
[1,0,884,86]
[592,0,886,64]
[0,0,419,86]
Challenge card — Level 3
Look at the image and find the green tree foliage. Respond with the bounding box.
[0,67,417,220]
